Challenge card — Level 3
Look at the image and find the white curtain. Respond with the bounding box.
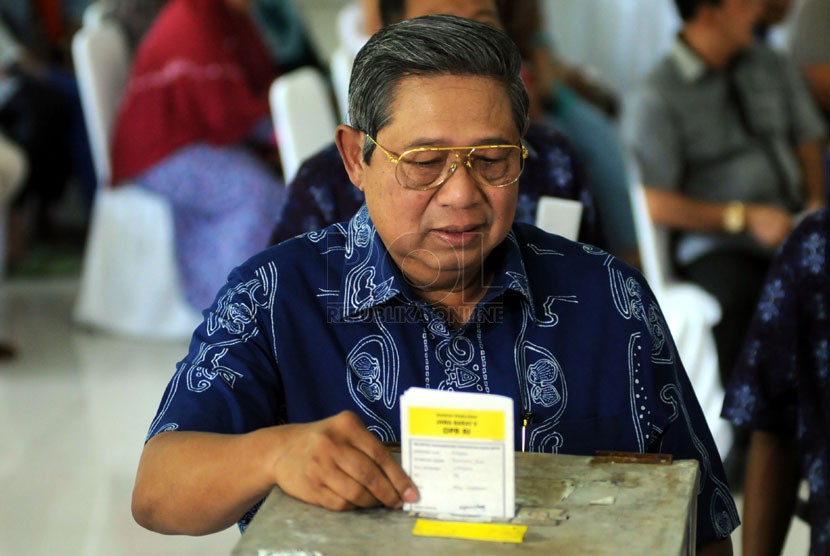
[541,0,681,95]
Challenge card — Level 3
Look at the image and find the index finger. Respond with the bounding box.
[341,421,420,508]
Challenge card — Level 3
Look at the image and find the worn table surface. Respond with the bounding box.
[232,451,699,556]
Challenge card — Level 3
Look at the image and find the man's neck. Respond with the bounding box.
[680,25,740,69]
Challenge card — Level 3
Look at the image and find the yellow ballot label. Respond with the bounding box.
[408,407,506,440]
[412,518,527,543]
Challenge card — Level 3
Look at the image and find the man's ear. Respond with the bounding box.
[335,125,366,190]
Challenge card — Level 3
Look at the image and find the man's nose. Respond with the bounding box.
[435,154,482,206]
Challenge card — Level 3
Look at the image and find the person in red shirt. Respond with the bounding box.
[110,0,287,311]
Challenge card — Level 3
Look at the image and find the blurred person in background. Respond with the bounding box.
[497,0,639,266]
[109,0,287,311]
[722,207,830,556]
[0,1,94,268]
[624,0,826,388]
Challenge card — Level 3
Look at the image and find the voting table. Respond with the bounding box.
[231,451,699,556]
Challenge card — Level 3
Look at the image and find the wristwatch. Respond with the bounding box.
[722,201,746,234]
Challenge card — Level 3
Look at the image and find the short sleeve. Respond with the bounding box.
[622,84,684,191]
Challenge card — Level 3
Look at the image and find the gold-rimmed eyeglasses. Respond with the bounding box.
[365,134,528,191]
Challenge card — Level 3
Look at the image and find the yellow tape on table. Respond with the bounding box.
[412,518,527,543]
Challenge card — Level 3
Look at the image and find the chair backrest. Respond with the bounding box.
[534,196,583,241]
[270,67,337,183]
[82,1,107,27]
[629,180,674,294]
[71,21,130,189]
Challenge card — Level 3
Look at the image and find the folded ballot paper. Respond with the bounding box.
[400,387,515,520]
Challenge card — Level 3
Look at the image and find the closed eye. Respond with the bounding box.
[407,158,444,167]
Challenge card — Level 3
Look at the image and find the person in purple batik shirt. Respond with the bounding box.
[722,207,830,556]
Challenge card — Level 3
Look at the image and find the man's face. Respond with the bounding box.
[403,0,501,28]
[711,0,763,50]
[359,74,520,294]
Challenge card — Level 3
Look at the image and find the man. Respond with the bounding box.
[722,207,830,555]
[624,0,826,385]
[269,0,606,252]
[132,16,737,554]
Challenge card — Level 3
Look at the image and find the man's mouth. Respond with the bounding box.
[431,224,484,246]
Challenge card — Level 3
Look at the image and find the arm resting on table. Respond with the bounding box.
[132,411,418,535]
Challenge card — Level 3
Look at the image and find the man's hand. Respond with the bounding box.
[132,415,419,535]
[271,411,419,511]
[745,204,792,248]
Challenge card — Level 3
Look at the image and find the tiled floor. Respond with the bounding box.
[0,278,239,555]
[0,277,813,556]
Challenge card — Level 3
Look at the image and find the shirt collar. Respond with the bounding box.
[336,205,536,321]
[670,35,708,82]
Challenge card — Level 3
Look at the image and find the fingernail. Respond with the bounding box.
[402,487,419,503]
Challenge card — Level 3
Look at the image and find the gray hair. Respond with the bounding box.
[348,14,530,163]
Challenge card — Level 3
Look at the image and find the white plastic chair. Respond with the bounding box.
[270,67,337,183]
[629,180,732,458]
[82,1,106,27]
[72,21,201,339]
[534,196,583,240]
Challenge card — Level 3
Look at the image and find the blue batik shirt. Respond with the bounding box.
[147,205,738,542]
[723,208,830,554]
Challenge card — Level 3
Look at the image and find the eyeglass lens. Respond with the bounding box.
[398,147,523,189]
